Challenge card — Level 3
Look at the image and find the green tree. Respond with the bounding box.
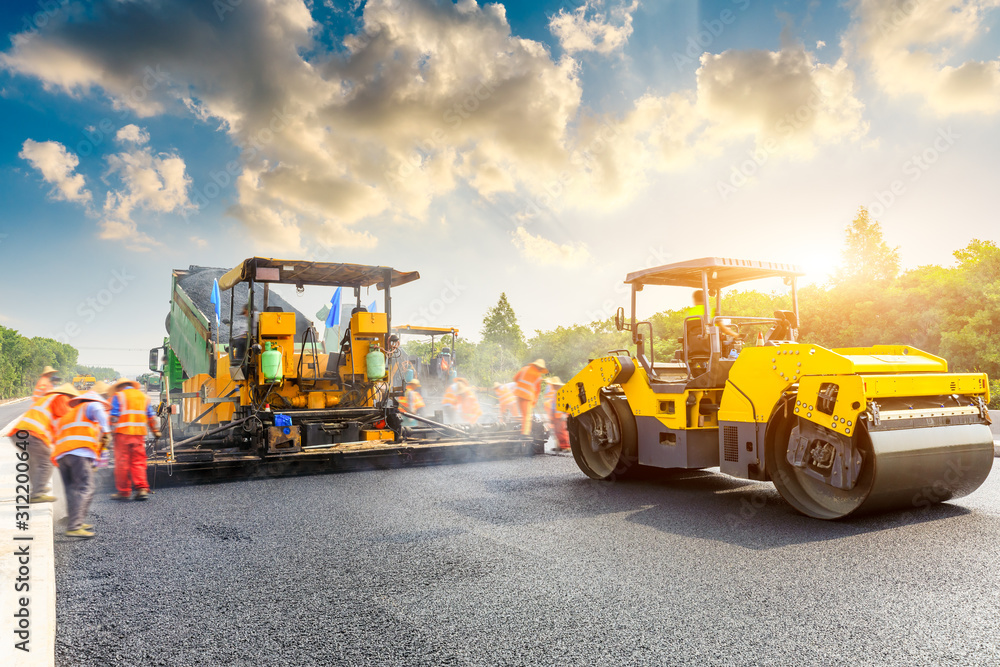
[0,326,80,398]
[480,293,525,357]
[833,206,900,286]
[526,318,632,380]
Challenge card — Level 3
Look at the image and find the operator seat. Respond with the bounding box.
[765,310,797,343]
[683,316,711,376]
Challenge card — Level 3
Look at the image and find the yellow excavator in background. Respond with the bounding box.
[558,257,994,519]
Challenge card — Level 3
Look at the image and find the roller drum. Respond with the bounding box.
[860,424,994,514]
[772,421,994,520]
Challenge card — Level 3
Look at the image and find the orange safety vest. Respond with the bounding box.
[114,387,153,435]
[460,388,482,424]
[496,383,517,408]
[10,394,71,445]
[406,389,425,412]
[542,385,557,418]
[33,376,54,399]
[442,383,461,408]
[53,404,104,461]
[513,365,544,402]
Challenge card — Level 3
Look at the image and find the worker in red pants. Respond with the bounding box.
[108,378,161,501]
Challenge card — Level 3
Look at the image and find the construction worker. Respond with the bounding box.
[53,382,112,538]
[398,378,425,427]
[108,378,161,501]
[512,359,547,435]
[492,381,518,423]
[6,383,79,503]
[545,377,570,451]
[541,378,558,430]
[687,289,740,338]
[454,378,482,425]
[442,373,461,423]
[33,365,59,399]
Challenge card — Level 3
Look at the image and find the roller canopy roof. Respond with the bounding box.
[218,257,420,291]
[625,257,804,289]
[392,325,459,336]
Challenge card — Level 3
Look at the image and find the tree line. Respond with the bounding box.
[0,326,121,399]
[408,207,1000,407]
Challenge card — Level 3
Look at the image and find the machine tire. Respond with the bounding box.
[569,394,639,481]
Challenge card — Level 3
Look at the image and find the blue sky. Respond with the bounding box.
[1,0,999,376]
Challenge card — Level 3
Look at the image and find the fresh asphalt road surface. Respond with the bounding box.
[47,446,1000,667]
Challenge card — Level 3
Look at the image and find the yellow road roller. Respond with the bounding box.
[557,257,994,519]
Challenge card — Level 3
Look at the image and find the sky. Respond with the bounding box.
[0,0,999,376]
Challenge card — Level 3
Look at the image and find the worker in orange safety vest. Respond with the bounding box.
[32,365,60,399]
[453,378,482,424]
[492,381,518,423]
[512,359,547,435]
[398,378,425,427]
[6,383,79,503]
[442,372,461,423]
[108,378,161,501]
[53,383,112,538]
[544,377,570,450]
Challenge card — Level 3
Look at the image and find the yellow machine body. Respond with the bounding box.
[559,257,994,520]
[180,310,391,440]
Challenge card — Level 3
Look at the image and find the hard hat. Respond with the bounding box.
[41,365,58,376]
[407,378,421,387]
[531,359,548,372]
[110,378,141,393]
[546,376,563,386]
[45,383,80,398]
[68,387,111,408]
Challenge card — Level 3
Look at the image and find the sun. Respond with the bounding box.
[795,247,841,285]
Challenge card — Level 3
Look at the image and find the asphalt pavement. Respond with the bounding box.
[51,449,1000,666]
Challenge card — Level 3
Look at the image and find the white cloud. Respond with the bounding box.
[97,219,160,252]
[549,0,639,55]
[845,0,1000,115]
[2,0,869,255]
[190,235,208,248]
[18,139,92,204]
[512,226,590,267]
[116,124,150,145]
[696,44,867,154]
[101,146,193,250]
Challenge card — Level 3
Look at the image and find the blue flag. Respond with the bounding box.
[369,299,378,313]
[209,278,221,325]
[325,287,342,328]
